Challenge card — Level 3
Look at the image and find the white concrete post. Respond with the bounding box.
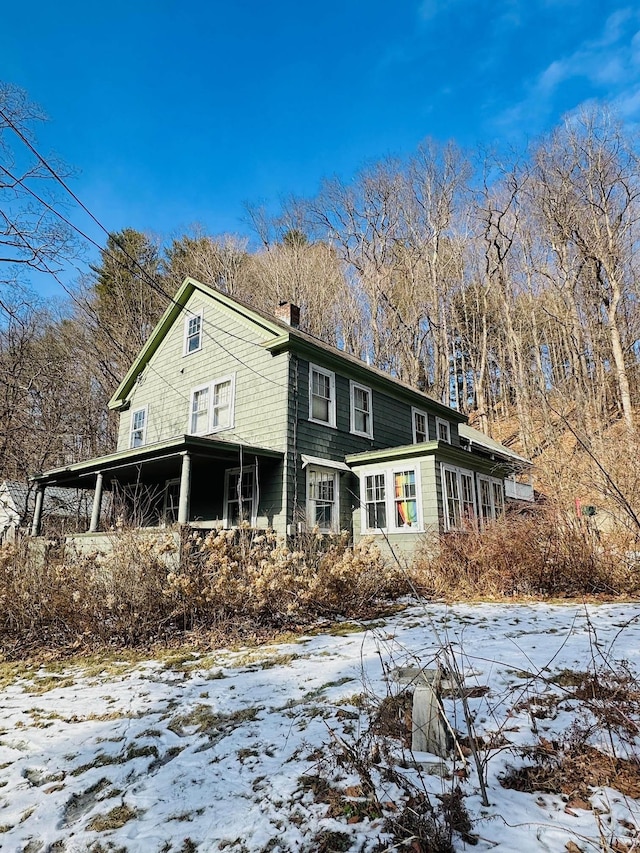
[31,485,45,536]
[178,452,191,525]
[89,472,104,533]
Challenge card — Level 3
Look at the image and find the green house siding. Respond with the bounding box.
[113,291,291,535]
[286,355,438,530]
[348,443,513,561]
[117,294,290,454]
[350,453,439,562]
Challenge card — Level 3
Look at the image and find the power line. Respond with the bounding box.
[0,122,285,389]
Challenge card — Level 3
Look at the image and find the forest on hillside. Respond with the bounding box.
[2,84,640,521]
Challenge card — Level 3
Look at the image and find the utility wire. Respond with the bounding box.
[0,126,285,389]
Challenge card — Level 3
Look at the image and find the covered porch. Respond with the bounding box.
[30,436,285,536]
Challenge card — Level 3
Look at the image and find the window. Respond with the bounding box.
[436,417,451,443]
[309,364,336,427]
[188,375,235,435]
[350,381,373,438]
[479,477,493,522]
[477,474,505,526]
[365,473,386,529]
[394,470,418,528]
[443,467,462,529]
[212,377,233,430]
[442,465,477,531]
[307,467,338,532]
[190,385,209,434]
[412,408,428,443]
[224,466,256,527]
[361,465,422,533]
[183,310,203,355]
[130,407,147,448]
[163,478,181,525]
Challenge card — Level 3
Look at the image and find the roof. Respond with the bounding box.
[108,277,466,423]
[458,424,531,465]
[32,435,284,486]
[0,480,92,521]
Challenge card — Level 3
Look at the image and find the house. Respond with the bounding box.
[29,277,532,559]
[0,480,94,544]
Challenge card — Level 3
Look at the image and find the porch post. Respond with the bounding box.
[90,472,104,533]
[31,485,45,536]
[178,452,191,525]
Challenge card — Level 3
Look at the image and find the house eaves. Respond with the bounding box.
[108,274,466,422]
[264,333,467,423]
[458,424,531,466]
[346,440,519,474]
[31,435,283,486]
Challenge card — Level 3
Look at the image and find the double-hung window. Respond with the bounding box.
[130,407,147,448]
[442,464,477,531]
[394,470,418,528]
[183,310,203,355]
[365,473,386,529]
[309,364,336,427]
[188,375,235,435]
[477,474,505,525]
[361,465,422,533]
[307,467,338,532]
[224,466,257,527]
[350,381,373,438]
[212,377,233,429]
[412,408,428,443]
[436,417,451,443]
[190,385,210,434]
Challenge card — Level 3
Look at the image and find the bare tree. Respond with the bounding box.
[533,107,640,433]
[0,83,77,293]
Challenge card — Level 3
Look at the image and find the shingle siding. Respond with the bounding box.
[117,294,290,454]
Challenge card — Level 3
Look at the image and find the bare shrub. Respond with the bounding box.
[0,528,407,657]
[0,531,179,654]
[165,528,408,626]
[413,505,640,599]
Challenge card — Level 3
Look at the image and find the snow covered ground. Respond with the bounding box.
[0,601,639,852]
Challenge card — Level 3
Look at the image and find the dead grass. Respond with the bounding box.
[413,505,640,600]
[86,803,137,832]
[502,743,640,800]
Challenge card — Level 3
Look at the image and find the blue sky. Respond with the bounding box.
[4,0,640,298]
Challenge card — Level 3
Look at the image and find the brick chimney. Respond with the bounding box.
[275,301,300,329]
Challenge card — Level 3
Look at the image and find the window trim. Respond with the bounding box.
[187,374,235,436]
[309,363,336,428]
[183,309,203,356]
[306,465,340,533]
[129,406,148,449]
[210,374,235,433]
[349,380,373,438]
[441,464,478,531]
[477,473,505,526]
[223,465,257,528]
[360,464,423,534]
[188,382,211,435]
[436,417,451,444]
[412,407,428,443]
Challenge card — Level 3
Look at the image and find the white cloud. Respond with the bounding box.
[493,7,640,136]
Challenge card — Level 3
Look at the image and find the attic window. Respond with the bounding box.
[184,310,203,355]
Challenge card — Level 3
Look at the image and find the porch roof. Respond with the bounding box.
[31,436,283,488]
